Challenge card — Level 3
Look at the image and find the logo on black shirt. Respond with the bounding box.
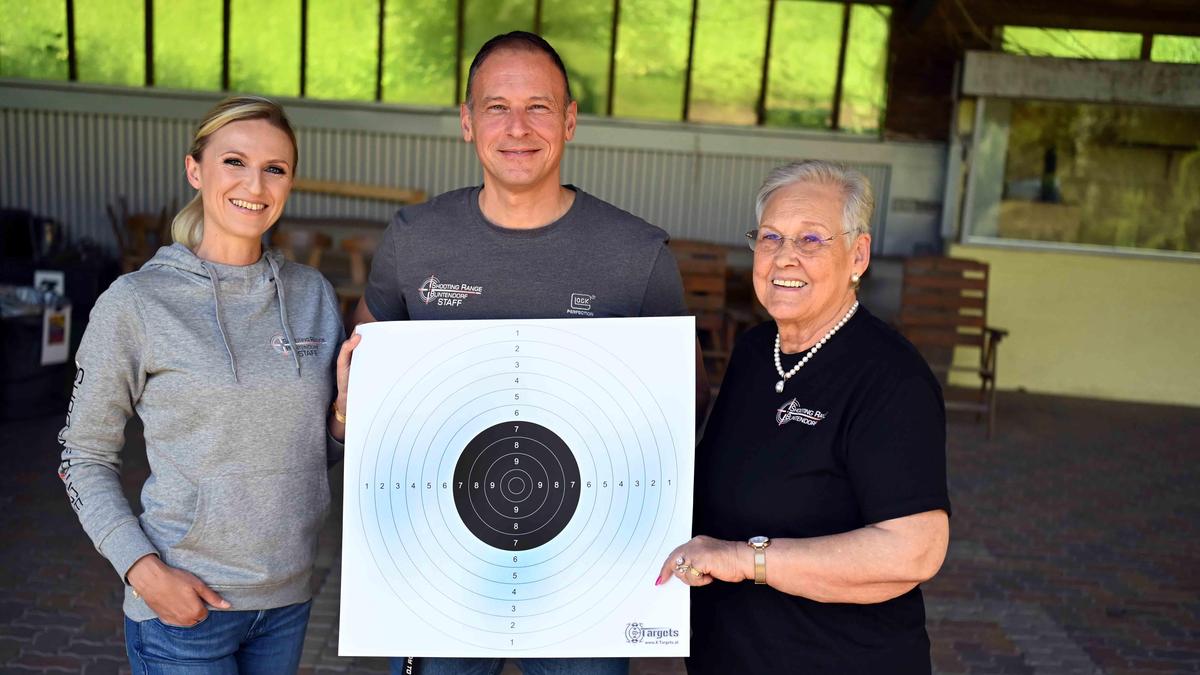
[419,274,484,307]
[776,398,827,427]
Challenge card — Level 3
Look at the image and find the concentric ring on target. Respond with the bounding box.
[453,421,582,551]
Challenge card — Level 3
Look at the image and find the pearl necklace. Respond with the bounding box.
[773,301,859,394]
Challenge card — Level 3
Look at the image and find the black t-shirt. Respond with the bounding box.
[688,306,951,675]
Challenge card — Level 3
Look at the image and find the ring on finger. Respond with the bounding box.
[688,566,702,577]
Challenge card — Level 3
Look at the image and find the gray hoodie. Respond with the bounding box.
[58,243,344,620]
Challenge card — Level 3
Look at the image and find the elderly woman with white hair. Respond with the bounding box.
[657,160,950,674]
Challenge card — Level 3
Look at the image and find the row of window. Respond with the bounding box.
[1001,26,1200,63]
[0,0,891,134]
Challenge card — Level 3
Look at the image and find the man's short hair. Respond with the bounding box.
[465,31,574,106]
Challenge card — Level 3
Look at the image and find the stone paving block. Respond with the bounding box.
[83,659,124,675]
[0,637,21,662]
[9,652,88,671]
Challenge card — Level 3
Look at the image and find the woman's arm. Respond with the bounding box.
[59,278,228,625]
[657,509,949,604]
[58,278,159,579]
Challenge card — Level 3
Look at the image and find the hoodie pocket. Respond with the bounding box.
[167,468,331,589]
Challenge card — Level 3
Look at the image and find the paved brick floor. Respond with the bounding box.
[2,391,1197,673]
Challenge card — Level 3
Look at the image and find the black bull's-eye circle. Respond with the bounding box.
[453,421,581,551]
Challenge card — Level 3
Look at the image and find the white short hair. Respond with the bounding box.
[754,160,875,243]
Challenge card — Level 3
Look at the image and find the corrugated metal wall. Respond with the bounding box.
[1,100,889,253]
[1,109,198,247]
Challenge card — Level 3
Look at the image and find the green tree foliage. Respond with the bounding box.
[0,0,68,80]
[229,0,301,96]
[382,0,457,106]
[689,0,769,125]
[1151,35,1200,64]
[0,0,894,136]
[461,0,535,101]
[765,0,842,129]
[612,0,692,121]
[307,0,378,101]
[839,5,890,134]
[76,0,144,86]
[155,0,221,91]
[1002,27,1142,60]
[542,0,614,116]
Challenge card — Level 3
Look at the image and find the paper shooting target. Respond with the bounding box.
[340,318,694,658]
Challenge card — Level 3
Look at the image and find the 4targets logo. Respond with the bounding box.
[624,622,681,645]
[419,274,484,307]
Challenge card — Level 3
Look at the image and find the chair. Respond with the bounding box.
[668,239,735,387]
[897,256,1007,438]
[107,197,172,273]
[270,229,332,268]
[335,234,380,325]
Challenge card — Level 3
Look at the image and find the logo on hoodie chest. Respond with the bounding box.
[270,334,328,358]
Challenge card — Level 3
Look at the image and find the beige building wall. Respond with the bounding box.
[949,244,1200,407]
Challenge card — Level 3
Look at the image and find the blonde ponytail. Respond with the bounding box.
[171,194,205,248]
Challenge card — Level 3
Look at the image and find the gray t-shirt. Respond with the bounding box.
[365,186,687,321]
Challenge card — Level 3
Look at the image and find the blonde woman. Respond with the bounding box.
[58,96,356,673]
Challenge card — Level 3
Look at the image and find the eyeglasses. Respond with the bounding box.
[745,229,853,256]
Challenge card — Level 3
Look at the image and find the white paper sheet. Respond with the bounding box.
[339,317,695,658]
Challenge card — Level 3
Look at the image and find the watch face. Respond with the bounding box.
[749,536,769,547]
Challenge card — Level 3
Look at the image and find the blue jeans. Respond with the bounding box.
[125,600,312,674]
[389,657,629,675]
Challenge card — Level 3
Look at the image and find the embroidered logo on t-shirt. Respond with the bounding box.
[567,292,596,317]
[419,274,484,307]
[270,334,327,358]
[776,398,826,427]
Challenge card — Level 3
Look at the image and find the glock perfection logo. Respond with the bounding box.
[624,622,680,645]
[419,274,484,307]
[776,398,827,427]
[270,334,327,358]
[567,292,596,317]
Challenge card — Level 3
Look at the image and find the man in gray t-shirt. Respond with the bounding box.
[356,34,689,328]
[353,30,705,675]
[363,184,686,322]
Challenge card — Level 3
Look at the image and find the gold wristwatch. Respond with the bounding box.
[747,536,770,584]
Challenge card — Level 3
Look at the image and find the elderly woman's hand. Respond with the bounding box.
[655,535,750,587]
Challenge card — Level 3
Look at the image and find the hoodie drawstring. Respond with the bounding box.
[266,255,302,378]
[200,261,240,383]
